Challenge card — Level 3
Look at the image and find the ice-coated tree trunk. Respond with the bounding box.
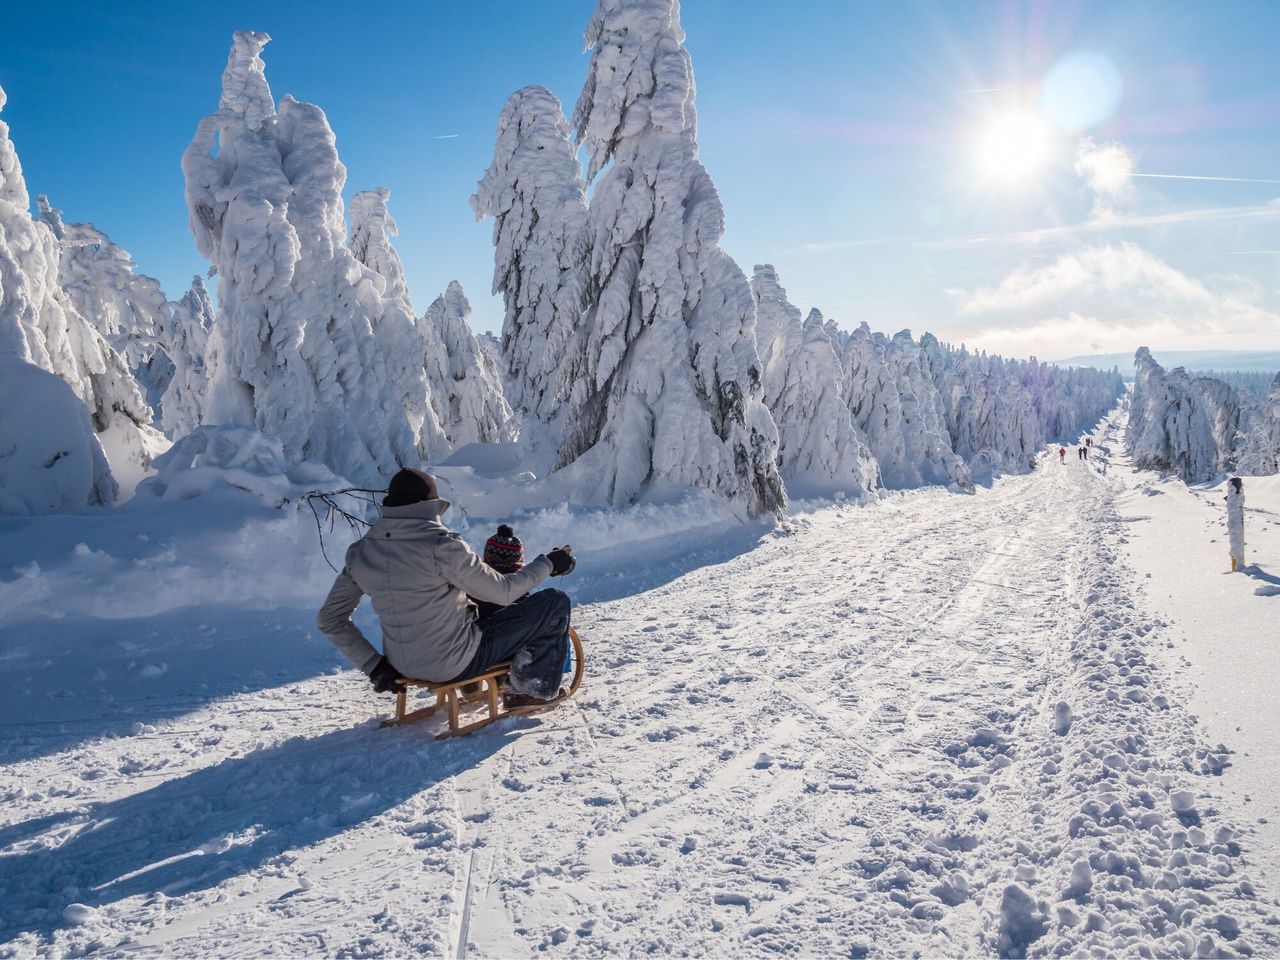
[567,0,785,514]
[347,187,450,462]
[182,32,421,485]
[751,265,877,498]
[471,85,591,459]
[420,282,514,448]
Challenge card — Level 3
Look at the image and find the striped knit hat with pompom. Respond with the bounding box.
[483,524,524,573]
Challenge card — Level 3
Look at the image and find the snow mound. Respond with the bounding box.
[137,425,343,505]
[0,357,116,514]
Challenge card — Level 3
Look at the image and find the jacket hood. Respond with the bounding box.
[369,498,453,539]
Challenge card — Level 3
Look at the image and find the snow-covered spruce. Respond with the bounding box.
[347,187,450,462]
[182,32,422,485]
[0,84,160,506]
[841,324,972,490]
[420,281,514,448]
[471,85,591,465]
[157,276,213,439]
[926,342,1039,482]
[37,195,174,416]
[1127,347,1242,483]
[751,265,877,498]
[563,0,784,514]
[1237,373,1280,475]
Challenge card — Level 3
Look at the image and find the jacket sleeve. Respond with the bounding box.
[316,566,381,674]
[438,534,553,605]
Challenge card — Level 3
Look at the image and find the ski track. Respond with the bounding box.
[3,426,1278,957]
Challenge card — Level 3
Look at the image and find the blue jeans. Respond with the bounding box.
[453,589,570,699]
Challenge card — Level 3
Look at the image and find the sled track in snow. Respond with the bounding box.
[2,429,1277,956]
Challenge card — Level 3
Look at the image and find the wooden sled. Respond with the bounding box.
[381,626,584,739]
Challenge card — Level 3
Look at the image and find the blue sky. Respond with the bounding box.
[3,1,1278,360]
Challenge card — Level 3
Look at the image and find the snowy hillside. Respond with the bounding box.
[4,407,1279,956]
[2,0,1277,956]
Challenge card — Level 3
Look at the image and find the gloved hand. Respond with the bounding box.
[546,545,576,577]
[368,655,405,694]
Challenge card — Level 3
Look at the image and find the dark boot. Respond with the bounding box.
[504,687,567,710]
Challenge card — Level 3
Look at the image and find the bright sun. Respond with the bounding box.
[975,111,1053,183]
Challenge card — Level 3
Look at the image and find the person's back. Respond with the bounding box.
[337,501,545,681]
[316,468,575,702]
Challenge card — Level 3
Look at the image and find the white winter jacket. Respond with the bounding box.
[316,499,552,681]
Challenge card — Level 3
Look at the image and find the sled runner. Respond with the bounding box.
[381,627,585,739]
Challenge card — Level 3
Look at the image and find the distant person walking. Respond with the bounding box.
[1059,447,1067,464]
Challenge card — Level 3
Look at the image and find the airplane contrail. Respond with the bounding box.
[1132,172,1280,185]
[429,133,460,140]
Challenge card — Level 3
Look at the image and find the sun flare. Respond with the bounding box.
[975,111,1053,183]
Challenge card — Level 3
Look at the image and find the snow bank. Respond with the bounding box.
[137,425,344,506]
[0,357,115,514]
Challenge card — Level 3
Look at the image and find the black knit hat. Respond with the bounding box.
[484,524,524,573]
[383,468,438,507]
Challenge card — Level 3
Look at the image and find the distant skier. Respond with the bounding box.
[1226,477,1246,571]
[317,468,577,708]
[1059,447,1067,464]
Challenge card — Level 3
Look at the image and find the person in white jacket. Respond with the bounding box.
[317,469,576,705]
[1226,477,1246,572]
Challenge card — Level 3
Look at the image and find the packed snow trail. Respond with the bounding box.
[2,435,1275,956]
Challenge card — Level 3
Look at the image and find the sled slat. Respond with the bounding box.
[382,627,585,738]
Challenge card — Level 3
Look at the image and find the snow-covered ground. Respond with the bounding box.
[1107,409,1280,892]
[3,407,1279,957]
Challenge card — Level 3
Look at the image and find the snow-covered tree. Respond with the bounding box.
[565,0,785,513]
[0,84,162,505]
[347,187,449,461]
[420,282,514,447]
[157,276,213,438]
[37,195,174,414]
[182,32,423,484]
[751,265,876,497]
[842,324,971,490]
[470,85,590,454]
[1238,373,1280,475]
[1127,347,1241,482]
[348,188,411,305]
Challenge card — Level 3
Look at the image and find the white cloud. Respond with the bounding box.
[944,243,1280,358]
[950,243,1211,316]
[1074,138,1135,216]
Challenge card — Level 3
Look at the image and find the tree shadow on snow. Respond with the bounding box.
[557,521,773,606]
[0,721,513,942]
[0,604,356,766]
